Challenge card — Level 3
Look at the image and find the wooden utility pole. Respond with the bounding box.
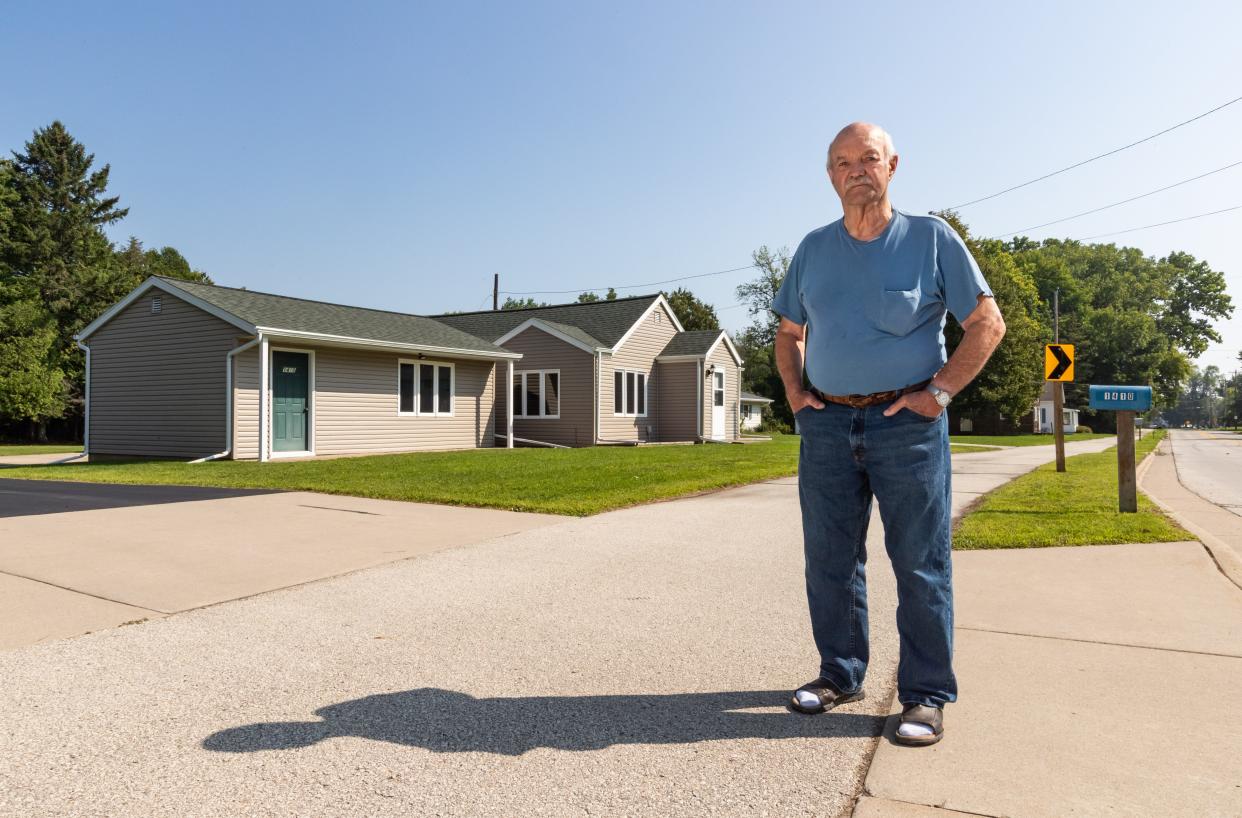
[493,274,499,311]
[1053,288,1066,472]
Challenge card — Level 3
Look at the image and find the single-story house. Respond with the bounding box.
[1033,382,1080,434]
[740,391,773,430]
[74,278,743,460]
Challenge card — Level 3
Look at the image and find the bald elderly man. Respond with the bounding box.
[772,123,1005,746]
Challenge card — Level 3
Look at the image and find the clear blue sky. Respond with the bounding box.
[4,1,1241,374]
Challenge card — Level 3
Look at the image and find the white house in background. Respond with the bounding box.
[1034,382,1080,433]
[740,391,773,430]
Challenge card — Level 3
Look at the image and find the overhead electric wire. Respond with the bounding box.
[500,264,755,296]
[1076,204,1242,241]
[946,93,1242,210]
[992,160,1242,238]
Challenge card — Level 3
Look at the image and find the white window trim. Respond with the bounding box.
[268,345,316,459]
[397,358,455,417]
[612,368,649,418]
[514,369,561,419]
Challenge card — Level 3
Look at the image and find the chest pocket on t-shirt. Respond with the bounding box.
[870,286,922,336]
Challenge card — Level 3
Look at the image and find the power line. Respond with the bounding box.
[946,93,1242,210]
[992,160,1242,238]
[1076,203,1242,241]
[500,264,754,296]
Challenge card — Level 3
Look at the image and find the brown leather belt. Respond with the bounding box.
[811,379,932,409]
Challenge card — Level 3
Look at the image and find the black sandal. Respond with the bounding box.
[893,703,944,746]
[788,677,865,714]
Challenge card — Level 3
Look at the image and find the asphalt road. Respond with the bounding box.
[1169,429,1242,517]
[0,478,278,518]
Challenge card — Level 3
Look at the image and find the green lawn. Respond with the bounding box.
[0,444,84,456]
[948,432,1113,447]
[954,430,1191,549]
[0,436,801,516]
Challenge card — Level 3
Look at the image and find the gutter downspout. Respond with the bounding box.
[695,358,703,442]
[191,335,262,463]
[258,335,270,462]
[593,350,602,445]
[506,359,514,449]
[75,340,90,456]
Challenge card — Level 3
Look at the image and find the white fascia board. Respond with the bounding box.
[741,396,774,404]
[655,354,705,362]
[256,327,523,361]
[610,295,685,353]
[703,331,744,366]
[495,318,603,354]
[75,277,258,341]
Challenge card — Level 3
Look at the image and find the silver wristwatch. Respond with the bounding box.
[926,383,952,408]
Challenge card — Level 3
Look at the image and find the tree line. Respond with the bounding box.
[732,213,1233,433]
[0,122,209,441]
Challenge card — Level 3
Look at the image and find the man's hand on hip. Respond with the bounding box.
[788,388,826,414]
[883,389,942,419]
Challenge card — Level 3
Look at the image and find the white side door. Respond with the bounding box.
[711,370,726,440]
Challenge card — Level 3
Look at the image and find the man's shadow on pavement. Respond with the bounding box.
[203,688,882,756]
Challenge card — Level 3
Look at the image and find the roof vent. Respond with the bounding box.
[151,295,162,314]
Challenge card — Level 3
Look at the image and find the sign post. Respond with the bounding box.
[1089,386,1153,513]
[1045,343,1074,472]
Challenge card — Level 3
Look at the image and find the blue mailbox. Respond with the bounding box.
[1088,385,1152,412]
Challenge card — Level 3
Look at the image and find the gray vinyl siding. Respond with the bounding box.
[598,303,679,441]
[495,327,595,447]
[87,290,245,458]
[702,344,741,440]
[655,361,699,441]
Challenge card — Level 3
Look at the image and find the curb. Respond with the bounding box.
[1139,438,1242,591]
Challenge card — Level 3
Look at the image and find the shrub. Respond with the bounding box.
[1075,425,1092,434]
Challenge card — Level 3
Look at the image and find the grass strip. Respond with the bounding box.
[948,432,1113,447]
[953,430,1191,549]
[0,444,83,456]
[0,435,800,516]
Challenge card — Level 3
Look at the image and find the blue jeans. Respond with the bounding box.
[796,400,957,708]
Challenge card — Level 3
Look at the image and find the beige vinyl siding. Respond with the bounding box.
[598,303,679,441]
[655,361,699,441]
[304,347,495,457]
[495,327,595,447]
[702,343,741,441]
[232,347,260,460]
[87,290,245,458]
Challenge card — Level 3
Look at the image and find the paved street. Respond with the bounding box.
[1168,428,1242,516]
[0,436,1127,817]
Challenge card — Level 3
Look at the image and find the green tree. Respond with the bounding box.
[114,237,211,288]
[501,297,549,310]
[733,246,793,425]
[937,212,1049,423]
[662,287,719,331]
[575,288,617,303]
[0,296,65,434]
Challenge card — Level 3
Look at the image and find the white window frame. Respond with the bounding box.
[513,369,561,419]
[397,359,455,417]
[612,368,648,417]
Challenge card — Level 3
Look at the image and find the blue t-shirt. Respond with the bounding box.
[771,210,992,395]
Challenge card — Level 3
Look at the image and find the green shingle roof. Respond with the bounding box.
[658,330,725,357]
[160,278,512,356]
[432,294,662,349]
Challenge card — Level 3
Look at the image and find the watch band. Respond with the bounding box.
[926,383,952,408]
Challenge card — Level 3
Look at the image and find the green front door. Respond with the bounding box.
[272,351,310,452]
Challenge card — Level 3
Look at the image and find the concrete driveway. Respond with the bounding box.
[0,480,560,650]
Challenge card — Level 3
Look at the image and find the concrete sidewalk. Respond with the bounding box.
[858,442,1242,817]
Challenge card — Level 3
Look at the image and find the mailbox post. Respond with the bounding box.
[1088,386,1153,513]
